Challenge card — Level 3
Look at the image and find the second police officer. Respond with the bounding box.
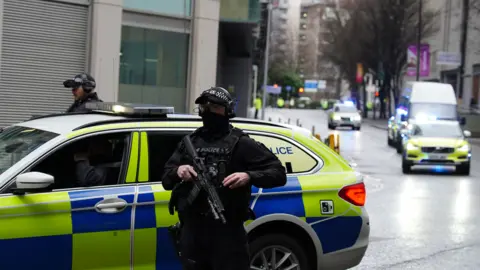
[162,87,287,270]
[63,73,102,113]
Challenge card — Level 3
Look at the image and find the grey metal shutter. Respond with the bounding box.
[0,0,88,127]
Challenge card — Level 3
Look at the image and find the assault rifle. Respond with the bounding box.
[183,135,227,224]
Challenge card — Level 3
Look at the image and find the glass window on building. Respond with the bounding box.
[123,0,191,17]
[119,26,189,112]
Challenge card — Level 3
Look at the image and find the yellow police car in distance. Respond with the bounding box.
[0,103,369,270]
[401,120,472,175]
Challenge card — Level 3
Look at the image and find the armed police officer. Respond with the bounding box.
[63,73,102,113]
[162,87,287,270]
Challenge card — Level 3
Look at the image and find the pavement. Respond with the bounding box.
[262,108,480,270]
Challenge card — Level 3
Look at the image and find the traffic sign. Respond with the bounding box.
[285,85,292,91]
[266,85,282,94]
[304,80,318,93]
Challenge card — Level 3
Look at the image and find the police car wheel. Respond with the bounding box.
[387,136,393,146]
[249,234,310,270]
[402,157,411,174]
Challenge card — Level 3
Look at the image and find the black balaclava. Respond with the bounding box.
[199,106,230,134]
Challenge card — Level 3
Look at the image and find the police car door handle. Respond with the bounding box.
[95,198,127,214]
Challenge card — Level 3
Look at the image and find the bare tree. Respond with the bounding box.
[320,0,439,117]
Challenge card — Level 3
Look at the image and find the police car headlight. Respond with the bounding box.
[333,115,341,120]
[353,115,361,121]
[458,144,470,152]
[406,143,418,151]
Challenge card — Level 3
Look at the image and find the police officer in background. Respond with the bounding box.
[162,87,287,270]
[64,73,102,113]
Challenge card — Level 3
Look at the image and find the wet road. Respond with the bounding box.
[263,108,480,270]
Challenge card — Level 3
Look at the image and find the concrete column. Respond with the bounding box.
[89,0,123,102]
[187,0,220,112]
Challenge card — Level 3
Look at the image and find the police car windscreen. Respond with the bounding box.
[412,123,463,138]
[337,105,357,113]
[0,126,58,175]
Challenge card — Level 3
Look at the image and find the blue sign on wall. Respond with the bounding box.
[266,85,282,94]
[304,80,318,93]
[285,85,292,91]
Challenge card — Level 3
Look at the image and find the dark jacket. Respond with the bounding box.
[66,92,102,113]
[162,126,287,223]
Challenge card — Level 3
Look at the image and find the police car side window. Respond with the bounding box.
[146,132,186,182]
[26,132,131,189]
[249,134,318,174]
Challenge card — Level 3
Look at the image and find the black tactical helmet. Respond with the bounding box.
[63,73,96,92]
[195,87,235,118]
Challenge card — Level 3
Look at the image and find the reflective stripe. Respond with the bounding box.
[126,132,140,183]
[67,121,292,139]
[0,191,72,239]
[66,123,140,138]
[138,132,149,182]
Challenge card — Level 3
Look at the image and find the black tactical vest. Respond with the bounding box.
[190,127,246,186]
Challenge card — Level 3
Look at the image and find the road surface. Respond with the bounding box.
[263,108,480,270]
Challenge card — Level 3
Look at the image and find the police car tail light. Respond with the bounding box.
[338,183,366,206]
[85,102,174,117]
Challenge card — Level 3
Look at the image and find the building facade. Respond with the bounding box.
[269,0,301,67]
[403,0,480,110]
[297,0,340,99]
[0,0,259,126]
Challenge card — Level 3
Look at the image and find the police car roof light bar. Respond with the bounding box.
[85,102,174,117]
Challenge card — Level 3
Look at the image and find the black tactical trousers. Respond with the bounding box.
[179,214,250,270]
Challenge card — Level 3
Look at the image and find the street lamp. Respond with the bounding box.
[261,1,273,120]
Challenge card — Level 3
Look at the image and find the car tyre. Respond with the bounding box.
[456,162,470,176]
[396,140,403,154]
[387,135,393,146]
[249,234,310,270]
[328,123,335,130]
[402,157,411,174]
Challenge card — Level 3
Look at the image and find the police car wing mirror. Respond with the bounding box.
[13,172,54,195]
[463,130,472,138]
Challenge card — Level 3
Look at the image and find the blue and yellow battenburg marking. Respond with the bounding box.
[0,186,135,270]
[0,173,363,269]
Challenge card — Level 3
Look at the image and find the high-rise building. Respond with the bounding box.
[269,0,301,68]
[297,0,339,99]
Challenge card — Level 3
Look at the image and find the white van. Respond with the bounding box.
[388,81,465,152]
[398,81,460,122]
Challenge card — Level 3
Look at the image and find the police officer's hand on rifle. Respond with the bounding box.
[161,87,287,270]
[177,165,197,181]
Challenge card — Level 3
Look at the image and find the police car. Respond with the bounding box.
[327,101,362,130]
[0,103,369,270]
[400,120,472,175]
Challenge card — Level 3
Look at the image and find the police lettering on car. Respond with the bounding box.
[161,87,287,270]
